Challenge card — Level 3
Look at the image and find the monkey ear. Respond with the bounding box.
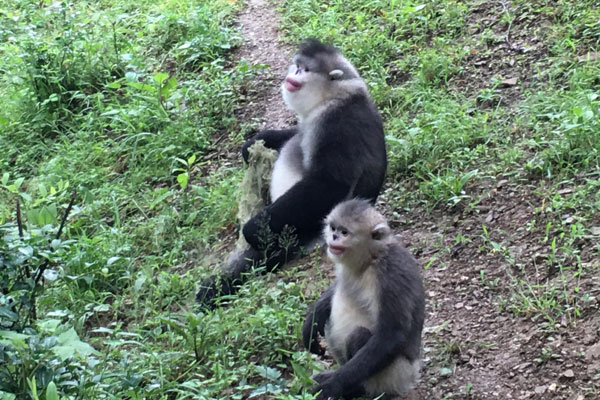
[371,223,390,240]
[329,69,344,79]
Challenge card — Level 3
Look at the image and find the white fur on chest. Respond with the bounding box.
[326,267,379,363]
[269,103,330,201]
[299,104,329,170]
[270,135,303,201]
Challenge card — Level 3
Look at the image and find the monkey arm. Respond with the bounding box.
[312,328,406,399]
[241,128,298,163]
[242,175,351,250]
[302,285,335,355]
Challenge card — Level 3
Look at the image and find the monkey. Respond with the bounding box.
[302,199,425,399]
[196,39,387,307]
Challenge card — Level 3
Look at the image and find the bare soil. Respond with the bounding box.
[229,0,600,399]
[233,0,295,129]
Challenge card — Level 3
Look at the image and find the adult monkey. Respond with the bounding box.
[196,39,387,307]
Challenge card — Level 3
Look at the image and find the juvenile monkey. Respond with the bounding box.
[302,199,424,399]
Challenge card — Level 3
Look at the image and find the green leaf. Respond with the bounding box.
[39,205,57,226]
[38,319,62,333]
[107,80,122,89]
[249,384,283,398]
[134,276,146,292]
[0,390,16,400]
[14,177,24,189]
[52,328,98,361]
[0,307,18,322]
[187,154,196,166]
[1,173,8,185]
[45,382,59,400]
[26,209,41,227]
[38,183,47,197]
[51,346,75,362]
[18,246,34,258]
[125,71,138,82]
[101,109,121,116]
[160,76,177,98]
[107,256,121,266]
[127,81,155,94]
[153,72,169,84]
[0,330,31,346]
[20,192,32,202]
[177,172,189,190]
[255,365,282,381]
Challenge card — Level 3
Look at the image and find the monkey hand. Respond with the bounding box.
[311,371,344,400]
[241,137,256,163]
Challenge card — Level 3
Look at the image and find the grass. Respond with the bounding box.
[0,0,320,398]
[1,0,600,398]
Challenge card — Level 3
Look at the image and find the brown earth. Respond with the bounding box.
[228,0,600,399]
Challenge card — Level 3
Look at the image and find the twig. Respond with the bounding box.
[497,1,523,53]
[33,190,77,284]
[16,198,29,278]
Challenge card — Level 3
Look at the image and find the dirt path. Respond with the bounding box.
[234,0,294,129]
[231,1,599,399]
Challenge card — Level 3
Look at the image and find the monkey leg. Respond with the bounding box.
[196,245,293,308]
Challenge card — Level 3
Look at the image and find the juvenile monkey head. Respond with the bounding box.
[323,199,392,271]
[282,38,363,119]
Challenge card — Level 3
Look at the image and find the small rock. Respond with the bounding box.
[455,302,464,309]
[578,52,600,62]
[548,383,557,392]
[534,385,546,394]
[587,362,600,376]
[558,188,574,195]
[497,179,509,188]
[591,226,600,236]
[563,369,575,378]
[499,77,518,87]
[587,342,600,360]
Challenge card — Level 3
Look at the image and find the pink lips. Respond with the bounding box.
[284,77,302,92]
[328,245,345,255]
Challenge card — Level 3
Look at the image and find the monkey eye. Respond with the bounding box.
[330,224,336,232]
[340,229,348,236]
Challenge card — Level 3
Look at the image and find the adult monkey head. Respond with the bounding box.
[281,38,362,120]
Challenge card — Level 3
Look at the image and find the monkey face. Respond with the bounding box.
[324,200,394,270]
[324,219,371,269]
[281,61,330,118]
